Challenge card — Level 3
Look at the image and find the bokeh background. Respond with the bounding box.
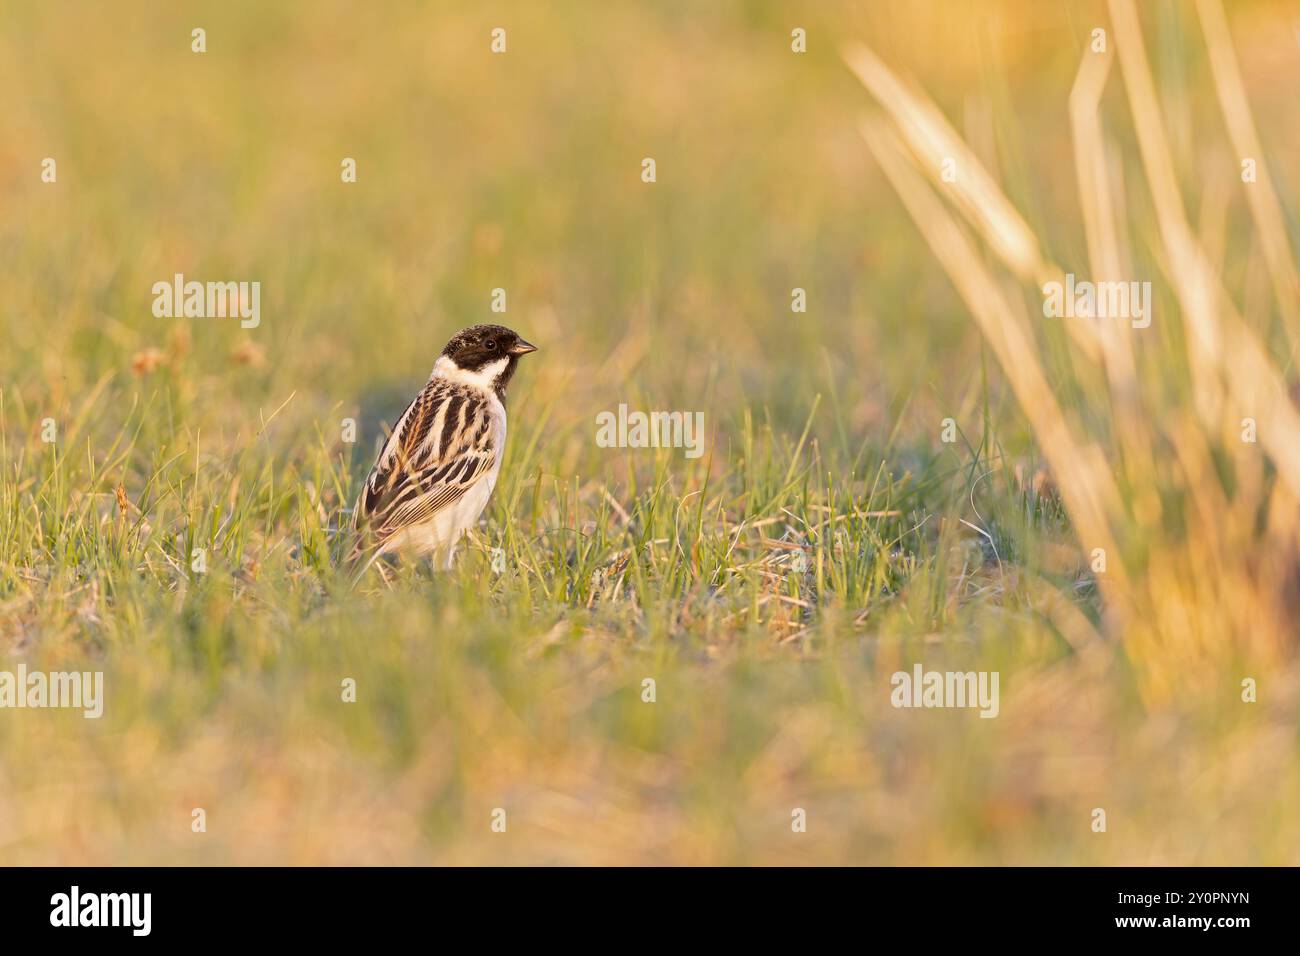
[1,0,1298,864]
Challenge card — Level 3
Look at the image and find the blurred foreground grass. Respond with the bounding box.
[1,0,1298,864]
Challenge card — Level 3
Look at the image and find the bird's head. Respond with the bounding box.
[439,324,538,398]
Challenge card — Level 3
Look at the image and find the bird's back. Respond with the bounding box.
[351,374,504,564]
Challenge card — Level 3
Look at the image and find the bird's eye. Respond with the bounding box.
[485,339,498,350]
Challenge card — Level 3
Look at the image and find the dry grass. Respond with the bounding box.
[846,0,1299,703]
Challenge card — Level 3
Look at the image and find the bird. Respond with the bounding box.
[348,324,537,577]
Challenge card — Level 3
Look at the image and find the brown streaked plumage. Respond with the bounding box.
[349,324,537,575]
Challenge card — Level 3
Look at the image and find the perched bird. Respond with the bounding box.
[349,324,537,576]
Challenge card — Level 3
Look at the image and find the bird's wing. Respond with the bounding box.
[354,379,498,544]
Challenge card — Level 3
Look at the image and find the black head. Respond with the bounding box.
[441,324,538,397]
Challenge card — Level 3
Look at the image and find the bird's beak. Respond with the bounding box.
[509,338,538,355]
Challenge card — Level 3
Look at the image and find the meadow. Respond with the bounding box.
[1,0,1297,865]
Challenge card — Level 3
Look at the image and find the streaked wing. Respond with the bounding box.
[354,379,496,545]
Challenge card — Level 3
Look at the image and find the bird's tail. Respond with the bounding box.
[340,507,385,588]
[342,532,386,587]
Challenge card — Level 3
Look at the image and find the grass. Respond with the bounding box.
[0,0,1297,865]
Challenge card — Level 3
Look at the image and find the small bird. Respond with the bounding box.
[349,324,537,576]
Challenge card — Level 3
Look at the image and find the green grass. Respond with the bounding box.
[1,0,1297,864]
